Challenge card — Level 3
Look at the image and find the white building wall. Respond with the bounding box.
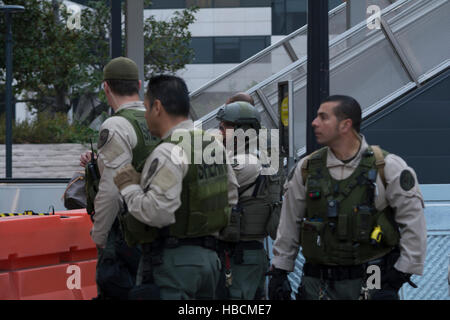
[145,7,272,92]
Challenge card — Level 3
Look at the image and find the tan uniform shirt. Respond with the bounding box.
[119,119,239,231]
[90,101,145,246]
[272,135,427,275]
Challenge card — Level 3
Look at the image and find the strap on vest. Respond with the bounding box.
[301,146,387,187]
[371,145,386,188]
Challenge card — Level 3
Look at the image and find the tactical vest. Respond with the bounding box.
[85,107,160,217]
[113,108,161,172]
[237,168,282,241]
[300,146,400,266]
[121,129,231,246]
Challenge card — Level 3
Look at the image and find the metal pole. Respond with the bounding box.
[306,0,329,155]
[5,11,12,178]
[110,0,122,59]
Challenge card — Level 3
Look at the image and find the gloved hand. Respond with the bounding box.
[382,267,416,291]
[267,267,292,300]
[114,164,140,191]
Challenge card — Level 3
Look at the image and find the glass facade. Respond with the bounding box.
[190,36,271,64]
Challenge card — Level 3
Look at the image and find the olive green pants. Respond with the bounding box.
[136,245,221,300]
[217,248,269,300]
[297,276,400,300]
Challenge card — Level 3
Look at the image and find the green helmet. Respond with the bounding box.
[216,101,261,130]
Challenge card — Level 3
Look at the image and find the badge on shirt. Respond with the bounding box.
[400,169,415,191]
[98,129,109,149]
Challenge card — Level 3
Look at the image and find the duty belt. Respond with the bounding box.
[162,236,218,251]
[218,240,264,265]
[303,263,366,281]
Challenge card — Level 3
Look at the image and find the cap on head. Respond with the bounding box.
[216,101,261,130]
[103,57,139,81]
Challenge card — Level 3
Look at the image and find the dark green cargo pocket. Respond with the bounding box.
[300,220,325,263]
[376,213,400,247]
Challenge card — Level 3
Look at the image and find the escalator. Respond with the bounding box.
[194,0,450,171]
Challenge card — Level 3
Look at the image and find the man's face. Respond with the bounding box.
[144,96,159,137]
[311,101,341,146]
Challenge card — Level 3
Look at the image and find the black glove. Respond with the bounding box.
[382,267,417,291]
[267,268,292,300]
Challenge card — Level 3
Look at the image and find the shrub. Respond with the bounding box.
[0,112,98,144]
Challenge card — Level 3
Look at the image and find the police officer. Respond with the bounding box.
[215,100,280,300]
[112,75,239,300]
[80,57,159,299]
[269,95,427,300]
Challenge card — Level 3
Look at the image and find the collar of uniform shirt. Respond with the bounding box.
[116,100,145,112]
[162,119,194,140]
[326,134,368,169]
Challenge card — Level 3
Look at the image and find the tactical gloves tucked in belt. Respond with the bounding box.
[267,267,292,300]
[382,267,416,291]
[114,164,141,191]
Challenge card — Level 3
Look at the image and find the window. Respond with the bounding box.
[190,36,270,64]
[272,0,342,35]
[190,37,214,63]
[147,0,271,9]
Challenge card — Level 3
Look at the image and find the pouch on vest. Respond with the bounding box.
[265,173,283,240]
[353,205,373,243]
[300,220,325,264]
[240,197,271,239]
[376,211,400,247]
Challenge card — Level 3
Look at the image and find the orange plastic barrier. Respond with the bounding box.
[0,209,98,300]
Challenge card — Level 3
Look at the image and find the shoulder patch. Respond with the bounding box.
[147,159,159,179]
[98,129,109,149]
[400,169,415,191]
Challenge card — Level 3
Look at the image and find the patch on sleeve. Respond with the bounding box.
[400,169,415,191]
[152,165,178,193]
[100,134,126,167]
[98,129,109,149]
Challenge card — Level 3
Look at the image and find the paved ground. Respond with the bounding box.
[0,144,90,179]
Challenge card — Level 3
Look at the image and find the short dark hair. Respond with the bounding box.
[105,79,140,96]
[145,75,190,117]
[322,95,362,133]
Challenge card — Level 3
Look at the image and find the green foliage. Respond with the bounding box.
[0,113,98,144]
[0,0,198,117]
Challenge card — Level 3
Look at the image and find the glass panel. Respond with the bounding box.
[389,0,450,78]
[147,0,185,9]
[329,32,412,113]
[241,0,271,7]
[214,0,240,8]
[186,0,213,8]
[240,37,270,62]
[214,37,240,63]
[272,0,286,35]
[191,37,213,64]
[191,44,293,118]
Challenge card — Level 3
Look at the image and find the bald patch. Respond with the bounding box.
[227,92,254,105]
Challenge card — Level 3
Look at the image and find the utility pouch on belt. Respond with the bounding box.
[220,205,242,242]
[239,198,271,239]
[128,243,161,300]
[300,220,325,263]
